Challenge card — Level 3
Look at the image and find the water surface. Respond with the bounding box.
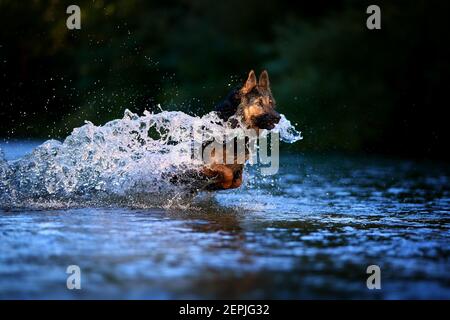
[1,141,449,299]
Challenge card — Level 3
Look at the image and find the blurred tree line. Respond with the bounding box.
[0,0,448,159]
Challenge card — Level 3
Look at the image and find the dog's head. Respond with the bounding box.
[238,70,281,130]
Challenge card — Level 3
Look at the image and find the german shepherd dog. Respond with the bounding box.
[201,70,281,190]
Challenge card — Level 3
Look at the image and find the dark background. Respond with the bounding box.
[0,0,448,159]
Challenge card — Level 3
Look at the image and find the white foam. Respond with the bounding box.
[0,108,301,208]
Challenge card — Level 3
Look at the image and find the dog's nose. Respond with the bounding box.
[254,112,281,129]
[272,113,281,124]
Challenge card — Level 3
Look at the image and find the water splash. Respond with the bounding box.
[0,109,301,208]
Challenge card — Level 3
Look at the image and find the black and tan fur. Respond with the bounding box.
[202,70,280,190]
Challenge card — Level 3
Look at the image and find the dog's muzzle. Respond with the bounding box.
[254,112,281,130]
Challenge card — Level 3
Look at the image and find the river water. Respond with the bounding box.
[0,141,449,299]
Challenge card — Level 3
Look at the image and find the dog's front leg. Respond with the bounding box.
[203,164,234,190]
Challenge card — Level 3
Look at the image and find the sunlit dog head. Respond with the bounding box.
[238,70,281,130]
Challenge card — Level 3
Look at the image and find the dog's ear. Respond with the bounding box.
[259,70,270,90]
[241,70,257,94]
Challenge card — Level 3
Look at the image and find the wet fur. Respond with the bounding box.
[201,70,280,190]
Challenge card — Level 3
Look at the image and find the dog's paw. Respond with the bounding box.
[203,164,236,190]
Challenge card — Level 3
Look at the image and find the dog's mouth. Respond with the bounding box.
[253,113,281,130]
[260,122,276,130]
